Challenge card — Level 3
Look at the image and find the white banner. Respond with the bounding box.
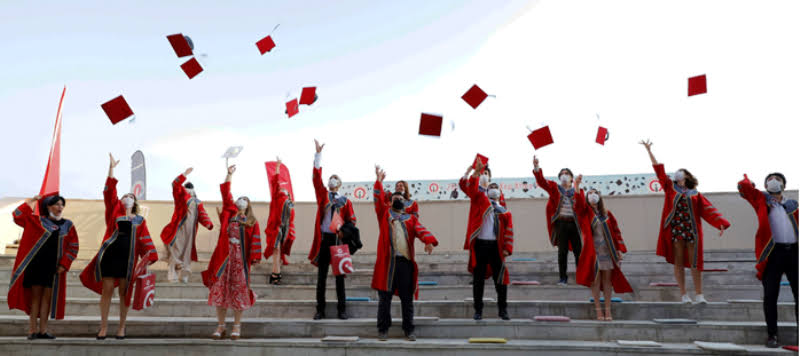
[339,173,666,202]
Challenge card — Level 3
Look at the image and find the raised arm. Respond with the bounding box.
[699,194,731,234]
[458,164,480,199]
[639,139,658,166]
[221,165,236,211]
[104,154,121,225]
[312,140,328,202]
[737,174,765,208]
[12,196,41,228]
[172,168,192,205]
[532,155,557,196]
[373,166,388,218]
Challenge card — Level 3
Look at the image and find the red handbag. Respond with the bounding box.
[329,244,353,276]
[132,261,155,310]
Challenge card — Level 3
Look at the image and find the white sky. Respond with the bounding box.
[1,0,798,202]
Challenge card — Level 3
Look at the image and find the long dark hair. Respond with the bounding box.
[396,180,411,200]
[586,189,608,217]
[675,168,698,190]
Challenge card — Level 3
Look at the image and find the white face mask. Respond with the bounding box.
[49,211,63,221]
[766,179,784,193]
[559,174,570,184]
[674,170,686,182]
[328,177,340,190]
[186,188,195,196]
[487,188,501,200]
[588,193,600,204]
[121,196,135,209]
[479,175,490,187]
[235,198,248,210]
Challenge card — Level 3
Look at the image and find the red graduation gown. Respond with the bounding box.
[8,203,79,319]
[381,190,419,216]
[309,166,356,266]
[533,168,576,249]
[459,175,514,285]
[371,180,438,299]
[652,164,730,270]
[265,172,296,265]
[79,177,158,307]
[201,181,261,305]
[159,173,214,262]
[573,190,632,293]
[738,175,799,280]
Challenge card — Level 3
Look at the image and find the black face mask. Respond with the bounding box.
[392,199,405,211]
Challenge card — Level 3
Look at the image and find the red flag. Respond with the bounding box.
[36,87,65,214]
[265,161,294,201]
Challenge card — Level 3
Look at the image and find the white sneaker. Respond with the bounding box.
[181,275,189,284]
[694,294,708,304]
[681,294,692,304]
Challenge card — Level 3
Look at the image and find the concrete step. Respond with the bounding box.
[0,337,789,356]
[0,266,764,287]
[0,316,793,344]
[1,297,794,322]
[1,281,793,303]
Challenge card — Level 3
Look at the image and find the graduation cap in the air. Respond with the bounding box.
[167,33,193,58]
[180,58,203,79]
[299,87,318,105]
[596,126,609,145]
[285,98,299,118]
[256,24,281,55]
[101,95,135,125]
[688,74,707,96]
[527,125,553,150]
[418,113,443,137]
[461,84,495,109]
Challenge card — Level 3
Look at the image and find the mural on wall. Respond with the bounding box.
[339,173,666,202]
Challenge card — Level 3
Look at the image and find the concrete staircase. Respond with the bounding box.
[1,251,797,355]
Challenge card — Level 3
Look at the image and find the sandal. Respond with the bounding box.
[211,324,226,340]
[604,307,613,321]
[595,307,604,321]
[269,273,282,285]
[231,324,241,340]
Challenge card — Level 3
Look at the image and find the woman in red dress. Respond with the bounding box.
[202,165,262,340]
[640,140,730,304]
[9,194,79,339]
[79,153,158,339]
[264,157,295,285]
[572,175,632,321]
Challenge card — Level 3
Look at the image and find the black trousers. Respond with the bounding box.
[555,219,582,281]
[316,233,346,313]
[762,242,799,337]
[377,256,414,334]
[473,239,508,313]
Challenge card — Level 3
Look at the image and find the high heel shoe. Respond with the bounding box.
[595,307,604,321]
[230,324,241,340]
[211,325,226,340]
[269,273,280,285]
[115,327,126,340]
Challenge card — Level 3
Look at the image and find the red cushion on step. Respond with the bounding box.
[534,316,570,322]
[511,281,540,285]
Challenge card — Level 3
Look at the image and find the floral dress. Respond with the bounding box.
[208,218,254,310]
[669,195,696,243]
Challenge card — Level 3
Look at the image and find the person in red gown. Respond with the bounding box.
[372,166,437,341]
[459,159,514,321]
[533,155,581,286]
[9,194,78,339]
[572,175,632,321]
[738,173,798,348]
[640,140,730,304]
[310,139,356,320]
[264,157,296,285]
[160,167,214,284]
[381,180,419,216]
[79,153,158,339]
[202,165,262,340]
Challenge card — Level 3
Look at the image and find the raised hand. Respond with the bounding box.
[31,195,41,202]
[574,174,583,189]
[184,167,193,176]
[275,156,282,174]
[314,139,325,153]
[375,165,386,182]
[474,158,484,172]
[109,153,120,168]
[464,165,474,177]
[533,155,540,170]
[424,243,434,255]
[227,165,236,175]
[639,139,653,151]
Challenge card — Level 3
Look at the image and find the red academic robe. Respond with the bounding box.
[371,180,438,299]
[201,182,261,305]
[738,175,799,280]
[265,172,296,265]
[381,190,420,216]
[533,168,577,249]
[309,166,356,266]
[159,173,214,262]
[8,203,79,319]
[652,164,730,270]
[573,190,632,293]
[459,175,514,285]
[79,177,158,307]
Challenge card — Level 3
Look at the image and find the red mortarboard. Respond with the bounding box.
[462,84,489,109]
[527,126,553,150]
[418,113,443,137]
[596,126,609,145]
[286,98,299,118]
[299,86,317,105]
[472,153,489,170]
[101,95,134,125]
[688,74,707,96]
[256,35,276,55]
[167,34,193,58]
[180,58,203,79]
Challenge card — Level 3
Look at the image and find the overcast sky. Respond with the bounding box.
[1,0,798,202]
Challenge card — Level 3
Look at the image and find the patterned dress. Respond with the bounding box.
[669,195,696,243]
[591,218,614,271]
[207,219,254,310]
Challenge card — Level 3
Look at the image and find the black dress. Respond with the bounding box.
[100,220,132,279]
[23,218,65,288]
